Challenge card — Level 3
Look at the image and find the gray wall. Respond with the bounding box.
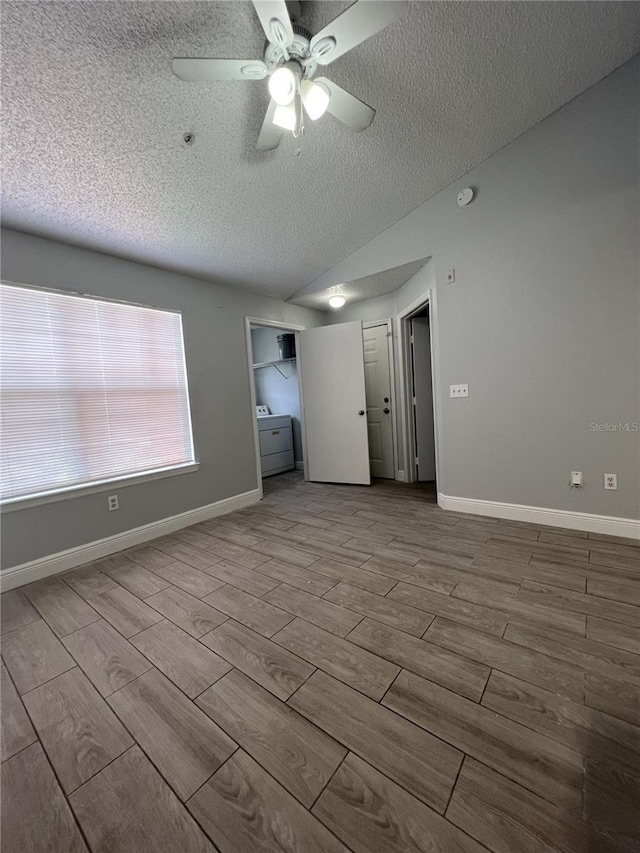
[323,57,640,520]
[340,294,396,325]
[1,230,326,568]
[251,327,304,465]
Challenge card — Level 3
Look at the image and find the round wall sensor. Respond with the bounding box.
[456,187,474,207]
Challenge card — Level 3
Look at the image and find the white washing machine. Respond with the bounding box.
[256,409,294,477]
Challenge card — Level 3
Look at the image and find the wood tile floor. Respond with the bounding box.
[2,471,640,852]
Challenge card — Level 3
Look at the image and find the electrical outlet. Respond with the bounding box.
[603,474,617,491]
[449,384,469,398]
[107,495,119,511]
[446,269,456,284]
[570,471,583,487]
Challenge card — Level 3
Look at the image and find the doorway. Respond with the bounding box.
[363,321,395,479]
[398,296,438,487]
[410,308,436,483]
[245,318,373,498]
[245,319,306,498]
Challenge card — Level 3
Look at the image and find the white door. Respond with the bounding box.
[411,316,436,481]
[363,324,394,479]
[299,321,370,484]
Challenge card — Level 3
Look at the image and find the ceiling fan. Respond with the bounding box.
[171,0,408,151]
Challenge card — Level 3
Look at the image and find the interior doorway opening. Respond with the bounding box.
[399,297,438,490]
[245,319,306,498]
[245,317,379,495]
[410,306,436,485]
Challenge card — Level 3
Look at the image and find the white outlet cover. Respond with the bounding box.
[450,384,469,398]
[603,474,618,490]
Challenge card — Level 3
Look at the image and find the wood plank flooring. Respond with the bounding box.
[0,664,36,761]
[69,746,214,853]
[107,668,236,801]
[23,667,133,794]
[2,471,639,852]
[2,743,89,853]
[195,669,347,808]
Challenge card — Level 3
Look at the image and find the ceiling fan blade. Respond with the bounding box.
[171,58,267,82]
[316,77,375,132]
[256,100,283,151]
[310,1,408,65]
[252,0,294,48]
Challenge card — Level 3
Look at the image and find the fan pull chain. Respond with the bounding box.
[292,90,304,140]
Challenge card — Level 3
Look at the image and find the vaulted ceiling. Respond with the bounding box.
[2,1,639,302]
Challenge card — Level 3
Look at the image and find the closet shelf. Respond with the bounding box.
[252,357,296,378]
[252,358,296,370]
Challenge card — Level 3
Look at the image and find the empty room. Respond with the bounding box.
[1,2,639,852]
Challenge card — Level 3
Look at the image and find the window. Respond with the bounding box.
[1,283,196,504]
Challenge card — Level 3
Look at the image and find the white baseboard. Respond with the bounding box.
[438,492,640,539]
[395,470,408,483]
[1,488,261,592]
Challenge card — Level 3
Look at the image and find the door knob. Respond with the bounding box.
[383,408,390,414]
[358,410,365,416]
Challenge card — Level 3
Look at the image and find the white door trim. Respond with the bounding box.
[396,289,442,486]
[244,317,307,499]
[362,319,398,479]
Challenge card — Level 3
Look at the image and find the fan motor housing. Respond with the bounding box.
[264,25,317,77]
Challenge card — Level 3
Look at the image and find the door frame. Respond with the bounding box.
[396,289,443,486]
[244,316,307,500]
[362,319,398,480]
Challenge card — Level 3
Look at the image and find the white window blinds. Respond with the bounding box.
[1,283,195,503]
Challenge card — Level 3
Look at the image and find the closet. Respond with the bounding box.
[250,325,302,478]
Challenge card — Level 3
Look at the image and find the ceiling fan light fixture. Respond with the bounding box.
[300,79,330,120]
[172,0,405,150]
[329,295,346,308]
[273,102,297,131]
[268,62,300,106]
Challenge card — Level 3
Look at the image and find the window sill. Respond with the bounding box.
[0,462,200,514]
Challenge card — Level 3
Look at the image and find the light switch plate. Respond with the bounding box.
[446,269,455,284]
[450,384,469,398]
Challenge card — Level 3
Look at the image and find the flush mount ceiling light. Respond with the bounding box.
[171,0,408,151]
[329,295,346,308]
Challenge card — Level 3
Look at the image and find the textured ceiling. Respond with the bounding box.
[293,257,428,308]
[2,2,639,301]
